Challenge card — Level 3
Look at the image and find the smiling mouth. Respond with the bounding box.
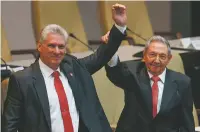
[150,64,160,67]
[52,57,62,60]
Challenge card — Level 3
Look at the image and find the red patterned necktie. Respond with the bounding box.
[53,71,74,132]
[151,76,160,118]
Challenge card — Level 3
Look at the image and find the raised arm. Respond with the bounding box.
[105,56,135,90]
[79,4,127,75]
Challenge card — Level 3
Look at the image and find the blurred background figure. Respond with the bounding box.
[176,32,183,39]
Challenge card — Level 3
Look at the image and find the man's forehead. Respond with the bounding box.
[46,33,64,38]
[146,42,168,54]
[45,33,65,42]
[149,42,168,49]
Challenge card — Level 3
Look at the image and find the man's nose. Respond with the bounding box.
[54,47,60,53]
[154,55,160,62]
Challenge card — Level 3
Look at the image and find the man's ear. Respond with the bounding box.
[142,50,146,62]
[165,54,172,66]
[37,43,42,52]
[167,54,173,63]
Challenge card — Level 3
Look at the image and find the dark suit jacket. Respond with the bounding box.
[105,59,195,132]
[3,25,126,132]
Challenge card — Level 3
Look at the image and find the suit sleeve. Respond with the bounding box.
[78,25,126,75]
[181,79,195,132]
[105,59,133,90]
[3,74,24,132]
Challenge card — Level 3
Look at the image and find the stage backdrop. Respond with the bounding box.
[98,1,154,45]
[32,1,88,53]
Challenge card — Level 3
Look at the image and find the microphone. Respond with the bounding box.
[69,33,95,52]
[1,58,12,82]
[1,58,8,70]
[127,27,147,41]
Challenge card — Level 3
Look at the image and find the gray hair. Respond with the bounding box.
[144,35,171,55]
[39,24,68,44]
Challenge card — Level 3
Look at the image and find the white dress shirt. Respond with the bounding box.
[108,55,166,113]
[147,69,166,113]
[39,59,79,132]
[114,23,127,33]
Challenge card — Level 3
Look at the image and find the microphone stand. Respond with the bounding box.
[127,27,147,41]
[126,28,147,58]
[1,58,8,70]
[1,58,12,82]
[69,33,95,52]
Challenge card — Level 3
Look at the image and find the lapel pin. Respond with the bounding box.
[69,73,73,77]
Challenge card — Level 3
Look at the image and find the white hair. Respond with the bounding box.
[144,35,171,55]
[39,24,68,44]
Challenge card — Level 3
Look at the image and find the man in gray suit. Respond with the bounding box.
[3,4,127,132]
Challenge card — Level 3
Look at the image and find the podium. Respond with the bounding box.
[180,51,200,109]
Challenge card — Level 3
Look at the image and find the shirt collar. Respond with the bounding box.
[39,59,61,78]
[147,68,166,83]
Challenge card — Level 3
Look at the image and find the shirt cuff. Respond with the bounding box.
[108,53,119,67]
[115,23,127,34]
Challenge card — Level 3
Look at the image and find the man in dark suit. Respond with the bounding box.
[3,4,127,132]
[103,34,195,132]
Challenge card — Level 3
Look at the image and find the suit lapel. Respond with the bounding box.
[159,69,178,114]
[61,58,94,130]
[31,57,83,131]
[126,62,179,119]
[126,61,153,119]
[31,62,51,131]
[60,59,82,111]
[137,68,153,118]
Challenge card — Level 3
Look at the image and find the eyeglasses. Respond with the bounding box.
[147,52,168,61]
